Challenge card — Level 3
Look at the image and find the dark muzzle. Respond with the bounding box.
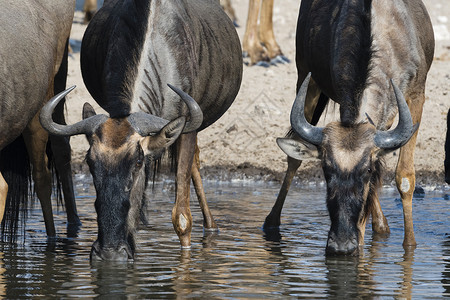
[90,240,133,261]
[326,231,359,256]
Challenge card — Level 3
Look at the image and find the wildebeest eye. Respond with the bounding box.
[136,159,143,168]
[368,167,372,174]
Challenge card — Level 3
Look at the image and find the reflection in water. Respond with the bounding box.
[395,248,415,299]
[0,252,5,299]
[172,250,194,298]
[443,236,450,295]
[325,256,364,298]
[91,263,138,298]
[0,180,447,298]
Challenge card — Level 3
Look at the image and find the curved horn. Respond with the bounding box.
[290,73,324,146]
[374,80,419,149]
[167,84,203,132]
[40,86,107,136]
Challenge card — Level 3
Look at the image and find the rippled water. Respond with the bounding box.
[0,175,448,298]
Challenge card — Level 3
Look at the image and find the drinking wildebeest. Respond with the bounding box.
[265,0,434,255]
[0,0,80,239]
[41,0,242,260]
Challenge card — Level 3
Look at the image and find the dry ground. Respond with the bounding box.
[66,0,450,186]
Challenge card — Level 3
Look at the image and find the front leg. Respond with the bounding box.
[48,96,81,230]
[23,113,55,237]
[49,135,81,230]
[264,156,301,229]
[357,176,389,246]
[395,134,418,248]
[243,0,270,65]
[395,94,425,248]
[191,139,217,231]
[172,132,197,248]
[370,191,390,234]
[259,0,289,64]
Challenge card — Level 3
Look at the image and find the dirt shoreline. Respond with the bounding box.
[66,1,450,187]
[71,159,445,188]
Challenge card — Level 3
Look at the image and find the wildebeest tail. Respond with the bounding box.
[0,135,31,242]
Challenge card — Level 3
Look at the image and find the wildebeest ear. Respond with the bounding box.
[276,138,319,161]
[82,102,97,119]
[145,116,186,151]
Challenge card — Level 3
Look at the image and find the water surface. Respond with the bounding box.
[0,176,448,298]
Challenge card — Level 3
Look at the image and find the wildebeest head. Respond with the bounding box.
[40,85,203,261]
[278,73,418,255]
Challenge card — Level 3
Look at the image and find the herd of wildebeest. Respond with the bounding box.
[0,0,446,261]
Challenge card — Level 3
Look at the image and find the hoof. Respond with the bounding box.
[66,220,82,238]
[255,61,271,68]
[270,55,290,65]
[67,218,82,227]
[413,185,425,198]
[402,243,417,251]
[263,227,282,242]
[262,222,280,231]
[263,213,281,230]
[243,52,271,67]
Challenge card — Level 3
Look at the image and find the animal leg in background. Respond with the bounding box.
[395,93,425,248]
[220,0,237,26]
[259,0,284,61]
[243,0,288,66]
[172,132,197,248]
[23,113,55,237]
[243,0,267,64]
[83,0,97,23]
[191,139,217,230]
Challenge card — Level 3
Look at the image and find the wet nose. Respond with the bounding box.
[326,234,358,255]
[90,240,133,261]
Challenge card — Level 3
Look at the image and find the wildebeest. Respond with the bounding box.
[41,0,242,260]
[265,0,434,255]
[0,1,80,238]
